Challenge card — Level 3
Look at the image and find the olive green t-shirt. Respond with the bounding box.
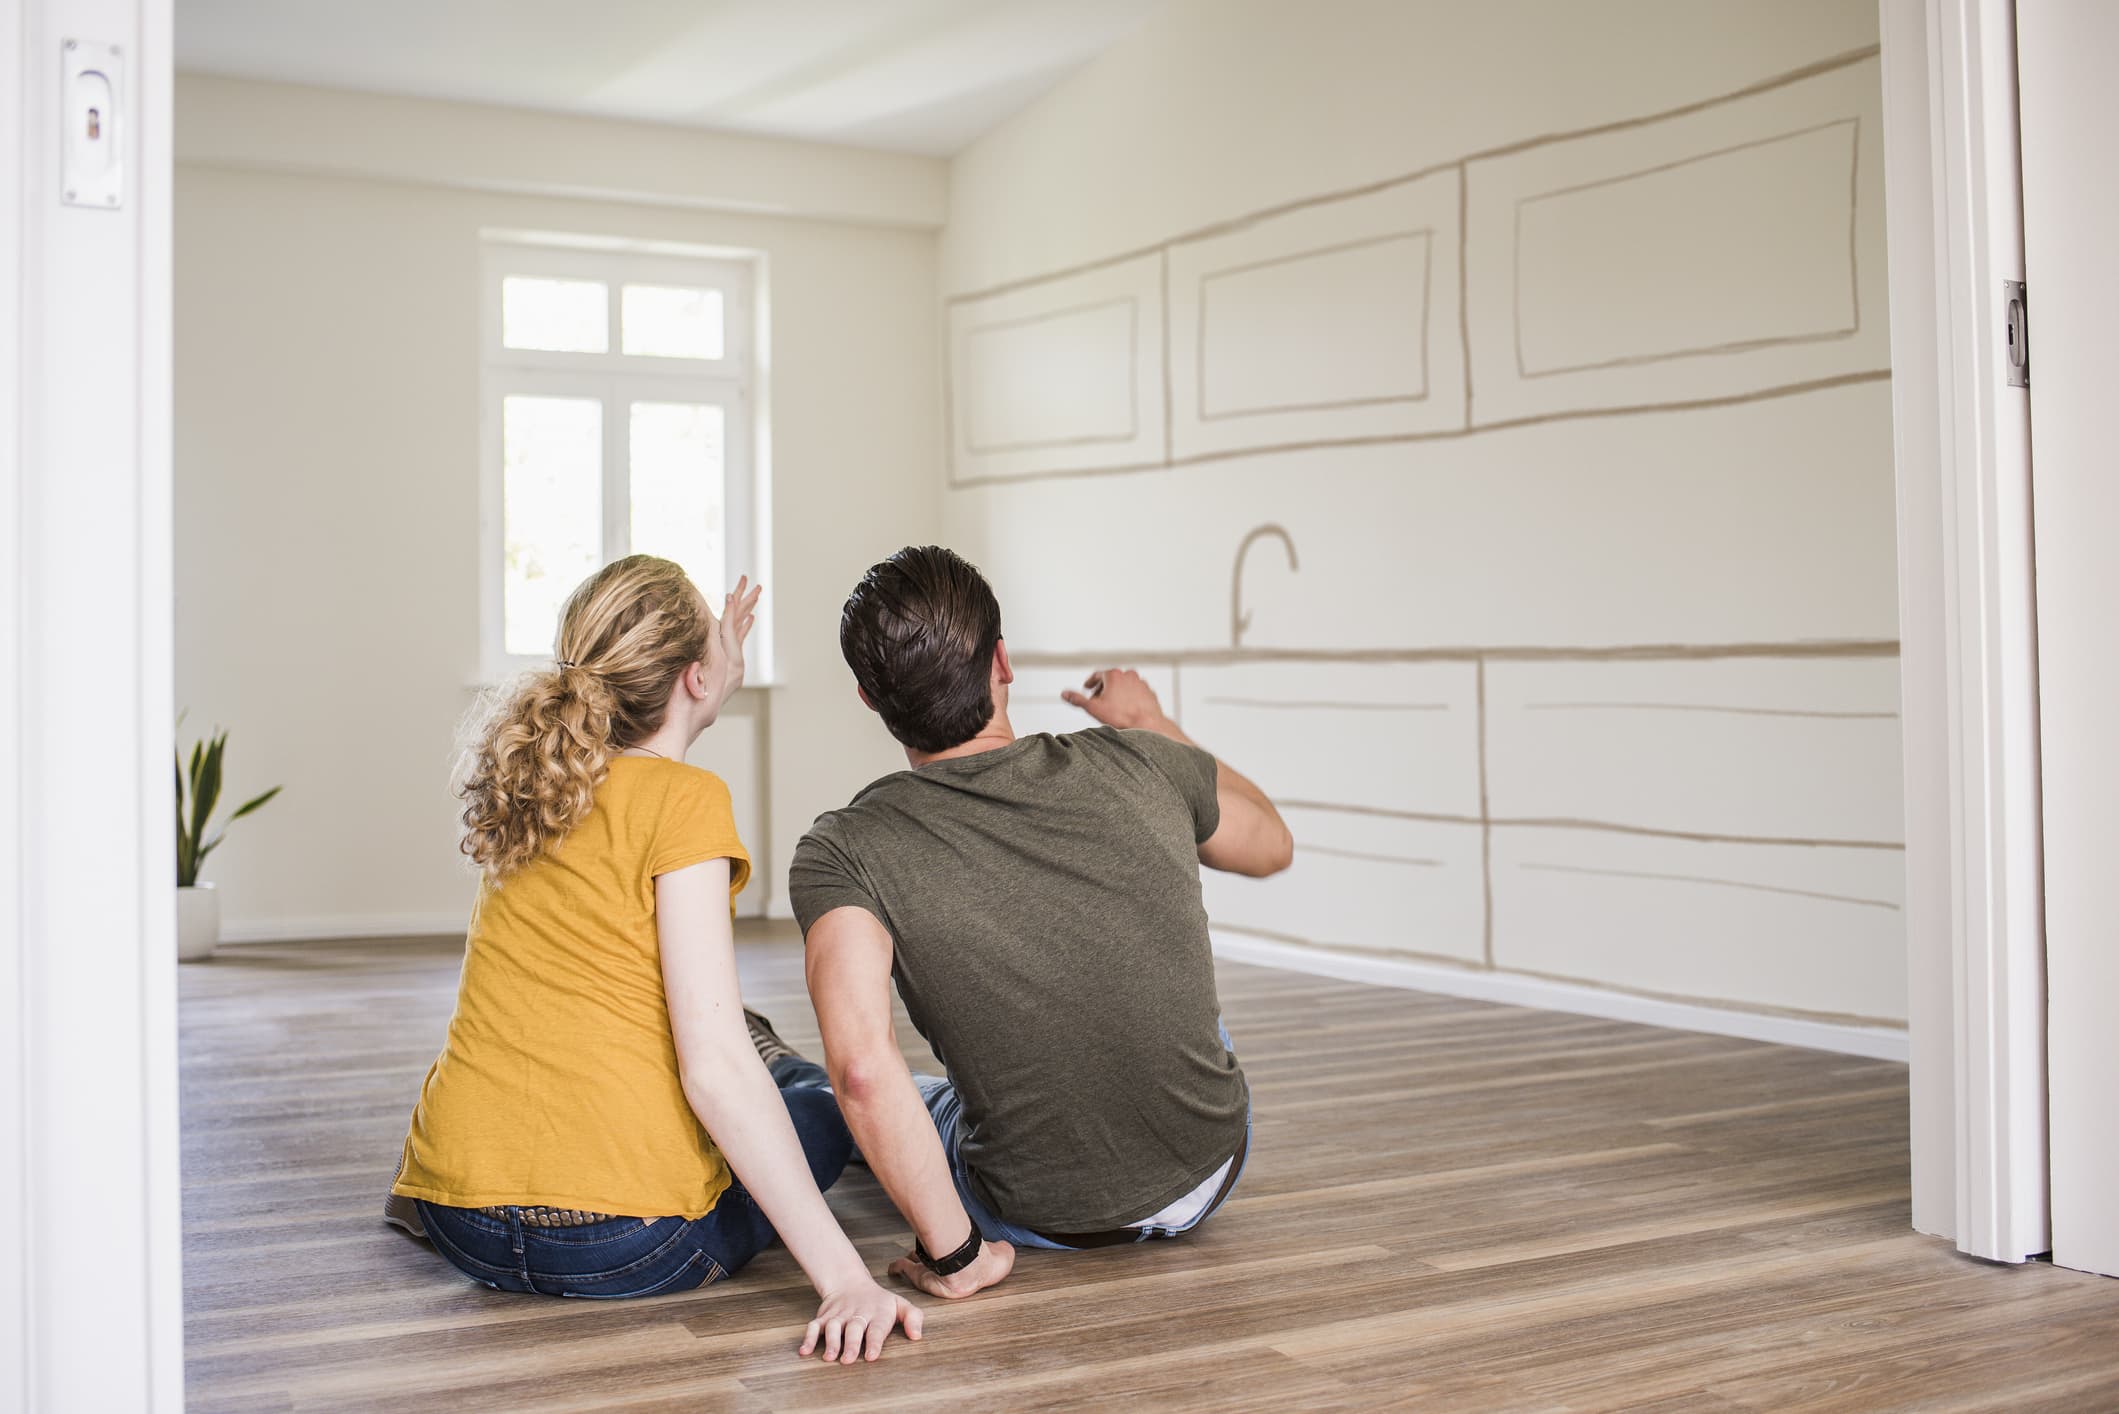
[790,727,1250,1232]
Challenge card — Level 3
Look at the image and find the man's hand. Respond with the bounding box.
[1062,669,1172,733]
[887,1238,1017,1301]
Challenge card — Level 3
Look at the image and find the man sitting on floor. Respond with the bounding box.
[779,544,1294,1298]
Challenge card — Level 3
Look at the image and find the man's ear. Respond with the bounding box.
[994,638,1015,688]
[856,686,877,714]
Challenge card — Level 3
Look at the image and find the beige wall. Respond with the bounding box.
[176,109,940,936]
[939,0,1907,1032]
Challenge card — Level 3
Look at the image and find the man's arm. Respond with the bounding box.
[1062,669,1295,878]
[802,905,1015,1300]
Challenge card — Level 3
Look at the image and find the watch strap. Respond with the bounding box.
[914,1225,984,1277]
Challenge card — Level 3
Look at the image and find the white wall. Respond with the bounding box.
[941,0,1907,1036]
[175,82,942,938]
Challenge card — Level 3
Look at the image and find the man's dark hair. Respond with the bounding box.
[840,546,1004,754]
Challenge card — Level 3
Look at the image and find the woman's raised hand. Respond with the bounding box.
[716,576,763,694]
[799,1275,924,1364]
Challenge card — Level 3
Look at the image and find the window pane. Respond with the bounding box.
[502,277,609,353]
[622,285,725,360]
[503,396,603,656]
[629,402,726,597]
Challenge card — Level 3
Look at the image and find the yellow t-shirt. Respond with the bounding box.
[392,757,750,1219]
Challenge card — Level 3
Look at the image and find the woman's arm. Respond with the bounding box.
[657,858,922,1362]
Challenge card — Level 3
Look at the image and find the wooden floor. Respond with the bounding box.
[181,929,2119,1412]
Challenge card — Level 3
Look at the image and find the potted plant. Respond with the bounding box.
[175,728,281,962]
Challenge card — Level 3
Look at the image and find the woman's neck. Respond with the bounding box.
[624,716,699,763]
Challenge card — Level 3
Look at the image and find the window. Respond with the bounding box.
[481,241,758,674]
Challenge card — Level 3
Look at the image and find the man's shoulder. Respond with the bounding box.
[795,770,917,850]
[1068,724,1205,778]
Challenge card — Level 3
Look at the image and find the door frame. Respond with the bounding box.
[3,0,186,1404]
[0,1,2056,1402]
[1878,0,2049,1264]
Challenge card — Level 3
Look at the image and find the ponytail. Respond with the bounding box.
[457,556,710,879]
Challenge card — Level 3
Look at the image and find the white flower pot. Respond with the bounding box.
[177,883,220,963]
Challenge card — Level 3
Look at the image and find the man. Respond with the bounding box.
[783,544,1293,1299]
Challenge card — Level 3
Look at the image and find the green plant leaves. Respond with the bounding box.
[227,785,282,822]
[173,726,280,889]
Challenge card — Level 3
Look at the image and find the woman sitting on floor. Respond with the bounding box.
[384,555,918,1363]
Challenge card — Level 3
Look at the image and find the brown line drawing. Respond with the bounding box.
[941,46,1882,308]
[1159,247,1173,465]
[959,296,1140,455]
[1196,231,1433,422]
[1210,924,1907,1030]
[1476,658,1495,967]
[945,368,1894,489]
[1521,701,1900,721]
[1517,860,1899,912]
[1011,638,1900,669]
[940,48,1885,488]
[1482,962,1906,1030]
[1201,697,1450,713]
[939,288,956,493]
[1274,799,1905,852]
[1457,161,1473,428]
[1846,111,1861,358]
[1297,843,1445,868]
[1508,119,1862,381]
[1229,524,1298,647]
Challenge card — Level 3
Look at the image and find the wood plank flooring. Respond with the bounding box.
[180,928,2119,1411]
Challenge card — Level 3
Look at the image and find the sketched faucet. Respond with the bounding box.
[1230,524,1300,648]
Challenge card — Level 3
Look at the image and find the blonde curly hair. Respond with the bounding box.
[457,555,710,879]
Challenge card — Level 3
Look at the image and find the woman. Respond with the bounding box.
[387,555,917,1363]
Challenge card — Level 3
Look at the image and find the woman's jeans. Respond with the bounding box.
[416,1057,849,1299]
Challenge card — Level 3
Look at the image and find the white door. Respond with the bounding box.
[2018,0,2119,1281]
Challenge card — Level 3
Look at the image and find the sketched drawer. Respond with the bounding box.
[1167,169,1465,461]
[947,254,1165,485]
[1182,660,1482,817]
[1489,824,1905,1020]
[1463,54,1886,425]
[1205,808,1485,965]
[1484,657,1903,845]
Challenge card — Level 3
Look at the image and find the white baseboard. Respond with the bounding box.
[219,912,469,944]
[1209,931,1909,1062]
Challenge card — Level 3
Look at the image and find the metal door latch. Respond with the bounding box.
[2004,280,2029,388]
[61,38,124,210]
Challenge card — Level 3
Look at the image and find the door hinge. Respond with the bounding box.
[2004,280,2029,388]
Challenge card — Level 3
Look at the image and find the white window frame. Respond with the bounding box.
[479,240,757,679]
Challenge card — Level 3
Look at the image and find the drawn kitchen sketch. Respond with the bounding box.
[945,50,1904,1028]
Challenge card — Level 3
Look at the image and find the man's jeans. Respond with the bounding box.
[417,1056,848,1298]
[916,1021,1251,1251]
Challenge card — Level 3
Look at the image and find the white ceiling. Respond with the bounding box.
[174,0,1163,156]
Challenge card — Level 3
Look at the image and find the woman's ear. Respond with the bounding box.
[685,659,711,700]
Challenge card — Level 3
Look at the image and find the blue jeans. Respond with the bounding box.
[417,1057,849,1298]
[917,1020,1251,1251]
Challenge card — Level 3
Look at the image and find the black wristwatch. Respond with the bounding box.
[913,1226,984,1277]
